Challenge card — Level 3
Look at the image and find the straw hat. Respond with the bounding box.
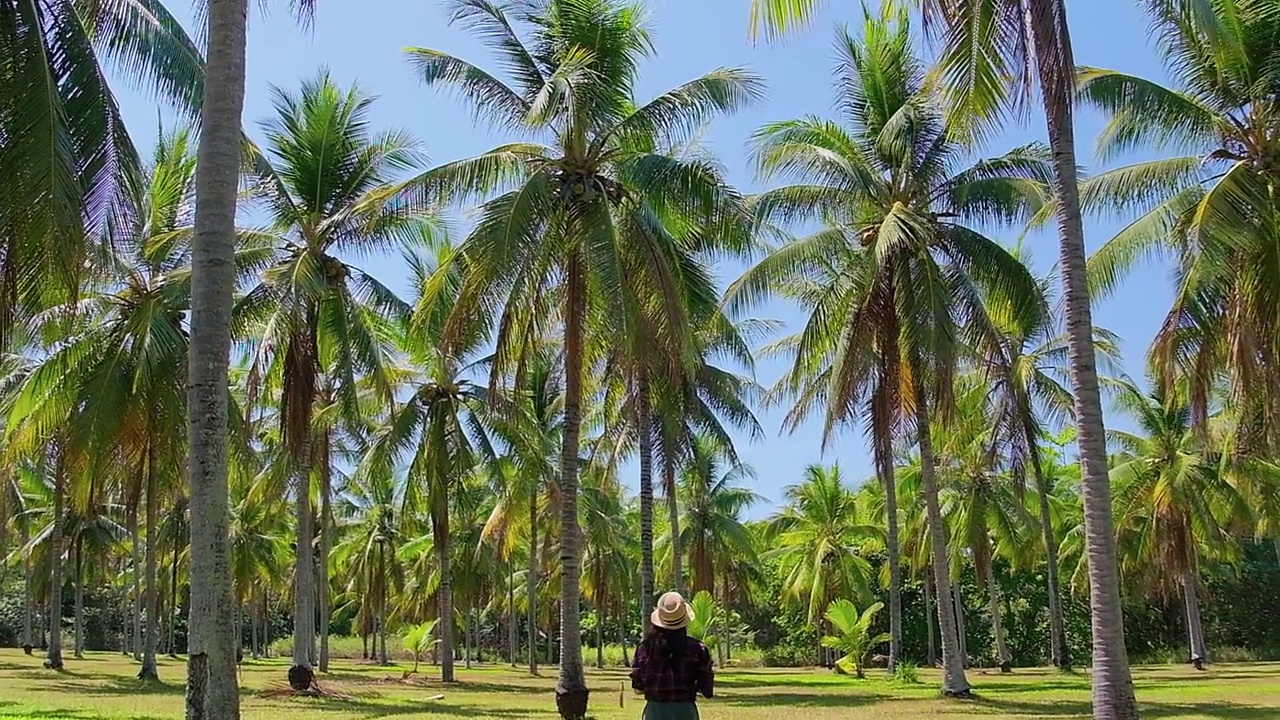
[651,591,695,630]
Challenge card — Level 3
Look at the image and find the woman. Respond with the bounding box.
[630,591,715,719]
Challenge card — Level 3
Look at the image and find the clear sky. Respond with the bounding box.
[112,0,1176,515]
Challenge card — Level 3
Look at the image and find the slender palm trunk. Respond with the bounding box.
[528,489,539,676]
[288,436,315,689]
[22,520,33,653]
[318,438,332,673]
[185,0,246,712]
[620,623,630,667]
[1029,447,1069,669]
[72,537,85,660]
[1182,548,1207,668]
[251,596,259,660]
[140,442,160,679]
[914,385,970,695]
[924,572,936,668]
[464,606,473,669]
[131,509,143,661]
[954,583,968,668]
[169,541,180,657]
[378,545,389,667]
[46,449,66,670]
[983,551,1012,673]
[637,375,655,631]
[436,510,456,681]
[509,562,517,666]
[595,602,604,669]
[872,392,903,672]
[555,251,589,718]
[718,575,729,668]
[1028,2,1138,716]
[663,449,683,596]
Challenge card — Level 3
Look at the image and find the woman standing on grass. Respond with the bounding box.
[630,591,715,719]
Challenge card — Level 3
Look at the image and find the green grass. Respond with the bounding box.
[0,649,1276,719]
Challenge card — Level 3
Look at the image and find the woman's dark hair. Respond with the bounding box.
[642,625,689,670]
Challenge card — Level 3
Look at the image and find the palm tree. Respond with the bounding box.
[677,435,761,597]
[359,237,492,682]
[1107,375,1253,667]
[400,1,761,713]
[335,465,404,667]
[767,464,879,654]
[748,0,1140,714]
[727,11,1044,693]
[239,70,418,690]
[1080,0,1280,454]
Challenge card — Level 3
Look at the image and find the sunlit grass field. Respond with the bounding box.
[0,649,1276,719]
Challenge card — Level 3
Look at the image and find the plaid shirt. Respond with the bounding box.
[630,636,714,703]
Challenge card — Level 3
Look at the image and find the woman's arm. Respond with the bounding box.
[630,646,648,692]
[697,646,714,699]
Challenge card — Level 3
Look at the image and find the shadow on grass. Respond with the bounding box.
[292,693,545,719]
[974,696,1279,719]
[716,690,897,709]
[0,699,166,720]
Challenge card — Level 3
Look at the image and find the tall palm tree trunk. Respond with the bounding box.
[169,541,180,658]
[185,0,246,714]
[914,386,970,695]
[873,389,903,672]
[509,561,517,666]
[140,443,160,680]
[663,450,683,596]
[924,571,936,668]
[982,548,1012,673]
[289,447,315,690]
[378,544,389,666]
[436,513,456,682]
[1029,448,1069,669]
[528,488,539,676]
[637,377,655,630]
[22,520,33,654]
[954,582,968,668]
[73,536,84,659]
[555,251,589,719]
[1183,542,1207,669]
[1027,1,1138,716]
[46,448,66,670]
[131,509,143,661]
[317,436,332,673]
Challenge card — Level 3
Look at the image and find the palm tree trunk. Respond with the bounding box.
[73,536,84,659]
[718,574,729,668]
[1182,561,1206,668]
[464,606,473,669]
[619,623,630,667]
[872,390,903,672]
[46,448,66,670]
[983,550,1012,673]
[140,441,160,680]
[169,541,180,658]
[1029,447,1069,669]
[595,601,604,669]
[954,583,968,669]
[185,0,246,715]
[637,374,655,631]
[289,437,315,689]
[378,548,388,667]
[318,435,332,673]
[1027,1,1138,716]
[663,449,683,596]
[131,509,143,662]
[914,385,970,695]
[528,489,539,676]
[509,561,517,667]
[436,514,456,682]
[22,519,33,653]
[924,572,936,668]
[555,250,589,718]
[251,594,259,660]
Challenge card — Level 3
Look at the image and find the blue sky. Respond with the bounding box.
[112,0,1176,515]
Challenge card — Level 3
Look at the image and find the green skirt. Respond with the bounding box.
[641,700,700,720]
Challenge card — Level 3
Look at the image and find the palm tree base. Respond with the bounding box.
[554,686,590,720]
[22,645,33,656]
[1191,657,1205,671]
[288,664,316,691]
[43,657,64,671]
[941,688,974,699]
[137,665,159,681]
[999,661,1012,674]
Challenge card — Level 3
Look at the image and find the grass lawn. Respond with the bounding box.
[0,649,1276,719]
